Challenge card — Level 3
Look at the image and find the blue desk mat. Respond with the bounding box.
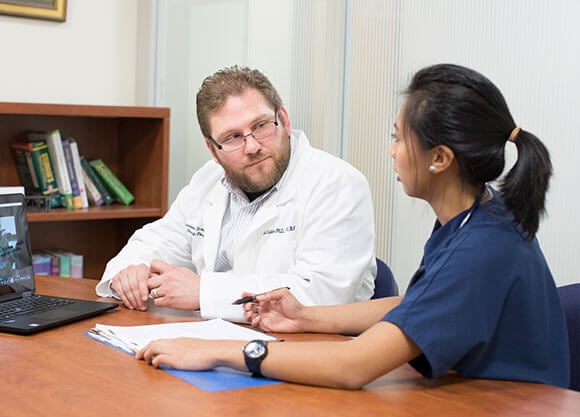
[86,332,281,392]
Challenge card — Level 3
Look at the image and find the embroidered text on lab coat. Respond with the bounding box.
[263,225,296,235]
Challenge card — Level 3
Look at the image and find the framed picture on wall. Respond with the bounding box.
[0,0,66,22]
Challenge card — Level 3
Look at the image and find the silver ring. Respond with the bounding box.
[151,288,159,298]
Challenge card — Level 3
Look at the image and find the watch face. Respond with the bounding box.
[245,341,267,358]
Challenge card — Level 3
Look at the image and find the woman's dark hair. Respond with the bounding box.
[402,63,552,239]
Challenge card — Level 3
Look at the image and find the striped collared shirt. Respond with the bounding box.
[213,183,277,272]
[213,135,295,272]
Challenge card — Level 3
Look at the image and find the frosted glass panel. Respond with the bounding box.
[390,0,580,288]
[156,0,248,201]
[342,0,422,288]
[155,0,344,200]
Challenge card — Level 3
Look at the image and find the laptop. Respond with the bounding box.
[0,193,118,334]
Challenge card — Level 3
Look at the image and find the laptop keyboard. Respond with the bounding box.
[0,295,75,320]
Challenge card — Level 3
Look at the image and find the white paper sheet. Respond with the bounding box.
[88,319,275,354]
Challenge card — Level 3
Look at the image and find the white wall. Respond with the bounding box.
[2,0,578,289]
[0,0,139,105]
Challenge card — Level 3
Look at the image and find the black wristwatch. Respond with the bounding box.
[243,340,269,377]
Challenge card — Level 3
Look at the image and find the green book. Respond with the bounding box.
[13,141,61,208]
[80,156,114,205]
[89,159,134,205]
[57,251,71,278]
[10,143,39,195]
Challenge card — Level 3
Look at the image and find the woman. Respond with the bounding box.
[137,64,570,389]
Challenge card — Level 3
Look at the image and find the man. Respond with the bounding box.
[96,66,376,322]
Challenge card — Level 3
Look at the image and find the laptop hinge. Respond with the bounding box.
[22,291,34,298]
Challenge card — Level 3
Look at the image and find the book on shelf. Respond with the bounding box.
[10,141,61,208]
[90,159,135,206]
[10,143,39,195]
[32,251,83,278]
[68,139,89,208]
[44,129,74,210]
[46,250,71,277]
[80,156,114,205]
[67,252,83,278]
[28,130,74,209]
[42,250,60,276]
[61,138,84,209]
[32,253,51,276]
[81,164,104,206]
[57,251,71,278]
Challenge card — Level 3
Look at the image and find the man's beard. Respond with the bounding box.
[221,134,291,193]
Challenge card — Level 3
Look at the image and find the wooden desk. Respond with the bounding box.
[2,276,579,417]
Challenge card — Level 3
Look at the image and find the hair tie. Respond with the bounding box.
[508,126,521,143]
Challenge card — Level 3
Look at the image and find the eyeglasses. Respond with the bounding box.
[208,112,279,153]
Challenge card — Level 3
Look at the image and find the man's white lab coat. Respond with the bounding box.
[96,130,376,321]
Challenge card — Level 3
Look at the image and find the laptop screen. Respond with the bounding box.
[0,194,35,300]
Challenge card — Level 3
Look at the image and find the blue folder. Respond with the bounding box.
[86,332,281,392]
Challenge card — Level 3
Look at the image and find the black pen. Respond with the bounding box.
[231,287,290,305]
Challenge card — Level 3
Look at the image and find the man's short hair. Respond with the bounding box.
[196,66,283,138]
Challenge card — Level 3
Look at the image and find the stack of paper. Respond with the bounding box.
[88,318,276,355]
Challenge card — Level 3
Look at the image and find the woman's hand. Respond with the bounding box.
[136,337,241,370]
[242,287,306,333]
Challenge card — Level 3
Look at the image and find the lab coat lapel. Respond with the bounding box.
[202,183,228,271]
[234,131,304,268]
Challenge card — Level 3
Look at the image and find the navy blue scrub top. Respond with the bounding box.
[383,187,570,388]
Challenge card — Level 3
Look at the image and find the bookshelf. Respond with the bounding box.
[0,102,169,279]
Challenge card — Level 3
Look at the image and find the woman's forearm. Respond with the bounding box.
[139,308,418,390]
[301,296,402,335]
[244,321,418,389]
